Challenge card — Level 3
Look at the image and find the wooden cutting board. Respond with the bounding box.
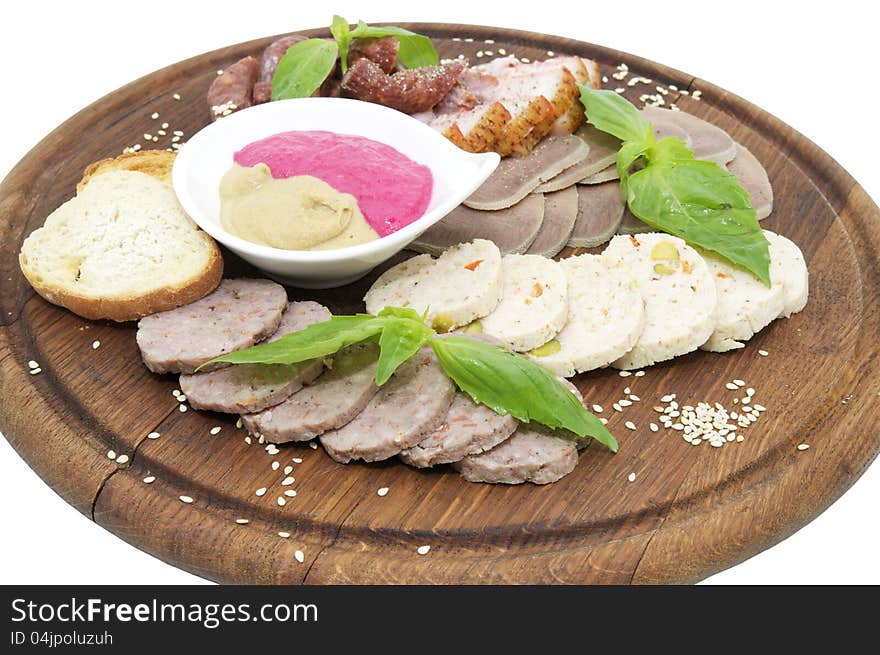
[1,24,879,584]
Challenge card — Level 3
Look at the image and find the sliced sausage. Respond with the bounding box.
[253,35,307,104]
[348,36,399,74]
[320,347,455,463]
[340,58,467,114]
[207,56,259,120]
[454,425,579,485]
[241,343,380,443]
[136,278,288,375]
[399,393,517,468]
[409,193,545,256]
[178,301,330,414]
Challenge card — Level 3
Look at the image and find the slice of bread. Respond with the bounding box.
[20,166,222,322]
[77,149,176,193]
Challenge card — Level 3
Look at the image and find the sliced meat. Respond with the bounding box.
[534,124,620,192]
[179,301,331,414]
[410,193,544,256]
[438,102,512,153]
[464,135,589,210]
[399,393,518,467]
[320,347,456,463]
[242,343,380,443]
[480,254,569,352]
[348,36,399,74]
[253,35,307,104]
[526,186,579,257]
[642,107,737,165]
[567,182,625,247]
[578,165,620,185]
[454,424,579,485]
[727,143,773,220]
[340,58,466,114]
[207,56,259,120]
[616,209,653,235]
[137,278,288,375]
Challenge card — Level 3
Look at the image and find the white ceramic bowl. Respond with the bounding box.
[172,97,499,288]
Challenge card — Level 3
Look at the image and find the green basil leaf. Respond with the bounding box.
[349,21,438,69]
[331,15,353,74]
[429,336,618,451]
[579,86,653,144]
[376,317,435,385]
[201,315,384,368]
[626,158,772,285]
[271,38,339,101]
[377,306,425,323]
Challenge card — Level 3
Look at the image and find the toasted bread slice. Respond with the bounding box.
[77,149,176,193]
[20,169,222,322]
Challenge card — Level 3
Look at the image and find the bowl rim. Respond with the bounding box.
[172,97,500,263]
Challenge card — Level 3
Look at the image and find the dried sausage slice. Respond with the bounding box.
[179,301,331,414]
[348,36,399,74]
[207,56,259,120]
[340,58,467,114]
[136,278,288,375]
[242,343,380,443]
[320,347,455,463]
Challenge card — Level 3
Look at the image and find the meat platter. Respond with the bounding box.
[1,23,879,584]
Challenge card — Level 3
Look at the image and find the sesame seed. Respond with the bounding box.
[210,426,222,435]
[612,403,623,412]
[271,461,280,471]
[546,50,555,57]
[377,487,389,497]
[179,404,187,413]
[602,75,609,83]
[629,394,641,402]
[283,465,293,475]
[619,399,632,407]
[161,122,169,129]
[284,490,297,497]
[277,497,286,507]
[143,133,152,140]
[736,435,744,442]
[147,431,160,439]
[592,404,603,413]
[498,48,506,55]
[747,388,755,396]
[27,360,39,369]
[179,495,193,504]
[599,418,608,425]
[624,386,631,394]
[157,130,166,136]
[619,370,632,377]
[29,367,42,375]
[235,518,249,525]
[235,418,243,429]
[725,382,738,390]
[278,531,290,538]
[107,449,117,460]
[484,50,494,56]
[733,379,746,387]
[692,90,702,100]
[521,57,530,63]
[627,472,637,483]
[660,394,675,403]
[758,349,769,356]
[295,550,305,563]
[417,545,431,555]
[292,457,303,463]
[172,93,181,100]
[143,475,156,484]
[650,423,659,432]
[625,421,637,430]
[797,443,810,451]
[115,454,129,464]
[634,371,646,377]
[310,442,318,450]
[244,436,252,445]
[753,404,766,412]
[216,69,224,75]
[282,476,294,485]
[255,487,267,497]
[476,50,484,57]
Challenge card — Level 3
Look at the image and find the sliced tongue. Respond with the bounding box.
[526,186,579,257]
[726,143,773,220]
[534,124,620,192]
[409,193,544,256]
[642,106,737,165]
[616,209,653,235]
[566,182,625,247]
[464,135,589,210]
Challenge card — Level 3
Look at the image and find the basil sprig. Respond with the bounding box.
[579,87,771,286]
[271,16,439,99]
[203,308,617,451]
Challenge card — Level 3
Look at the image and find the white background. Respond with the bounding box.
[1,0,877,585]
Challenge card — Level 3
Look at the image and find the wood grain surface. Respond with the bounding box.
[1,24,878,584]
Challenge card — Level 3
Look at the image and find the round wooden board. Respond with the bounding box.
[2,24,879,585]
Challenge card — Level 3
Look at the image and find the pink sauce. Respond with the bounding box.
[234,130,434,237]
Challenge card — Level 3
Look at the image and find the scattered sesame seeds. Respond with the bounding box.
[210,426,222,435]
[147,431,160,440]
[284,490,297,498]
[271,461,280,471]
[282,476,295,486]
[733,379,746,387]
[629,394,641,402]
[625,421,637,431]
[216,69,224,75]
[613,403,623,412]
[179,495,194,504]
[650,423,659,432]
[484,39,495,44]
[476,50,484,58]
[498,48,506,55]
[295,550,305,563]
[277,497,286,507]
[599,418,608,425]
[172,93,181,100]
[309,442,318,450]
[660,394,675,403]
[634,371,646,377]
[624,387,631,394]
[484,50,494,57]
[691,90,702,100]
[627,472,637,483]
[377,487,389,497]
[255,487,267,497]
[619,370,632,377]
[619,399,633,407]
[758,349,769,356]
[592,404,604,413]
[292,457,303,464]
[143,133,152,140]
[546,50,555,57]
[107,449,117,460]
[244,436,252,445]
[797,443,810,451]
[115,454,129,464]
[235,518,249,525]
[278,531,290,538]
[29,367,42,375]
[417,545,431,555]
[28,360,39,369]
[283,465,293,475]
[143,475,156,484]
